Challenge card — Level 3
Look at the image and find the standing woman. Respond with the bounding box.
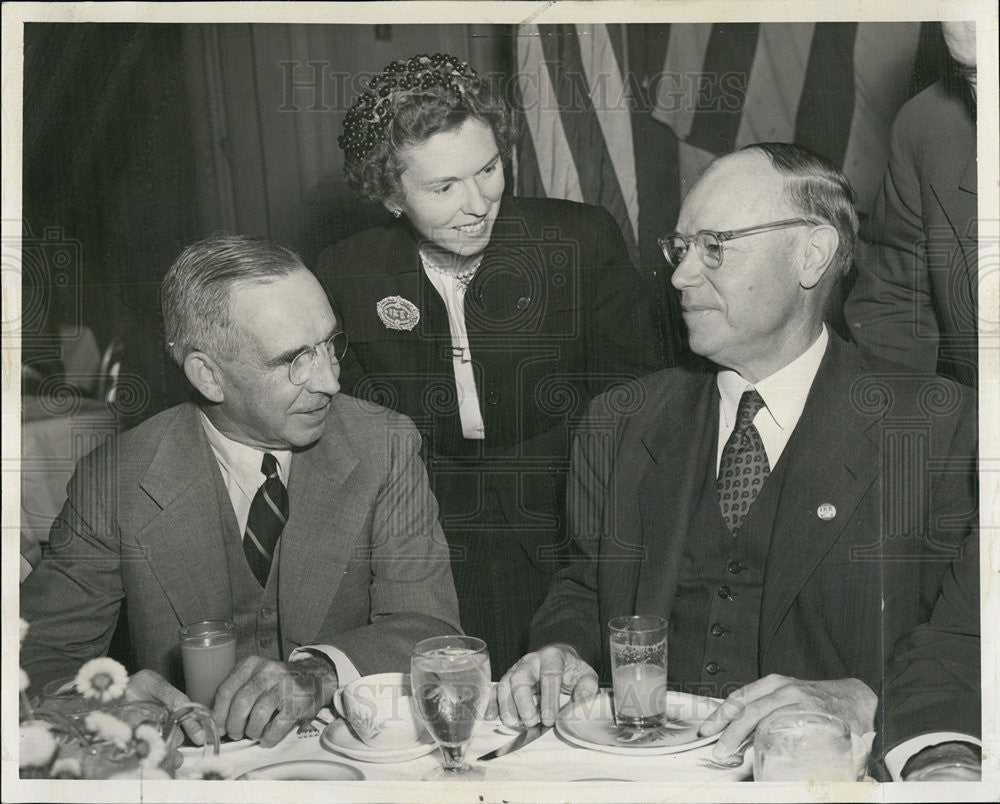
[317,53,665,676]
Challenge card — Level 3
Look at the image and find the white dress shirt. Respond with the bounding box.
[197,410,359,686]
[713,327,974,777]
[422,258,486,440]
[715,326,828,472]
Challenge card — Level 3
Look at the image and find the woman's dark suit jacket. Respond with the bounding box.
[315,194,666,674]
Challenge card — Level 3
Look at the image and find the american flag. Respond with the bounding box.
[512,22,949,355]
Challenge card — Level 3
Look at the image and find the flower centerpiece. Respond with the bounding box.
[19,619,229,780]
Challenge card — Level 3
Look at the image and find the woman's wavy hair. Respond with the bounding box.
[340,54,516,204]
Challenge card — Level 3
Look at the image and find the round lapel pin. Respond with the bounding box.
[817,503,836,520]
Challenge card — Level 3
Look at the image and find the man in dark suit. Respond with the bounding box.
[21,234,460,747]
[845,21,979,387]
[495,143,980,778]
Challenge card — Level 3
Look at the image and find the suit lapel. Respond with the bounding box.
[759,339,881,655]
[634,375,718,620]
[277,401,366,644]
[135,404,235,626]
[930,147,978,305]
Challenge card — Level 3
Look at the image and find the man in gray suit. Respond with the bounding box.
[21,234,460,747]
[495,143,979,779]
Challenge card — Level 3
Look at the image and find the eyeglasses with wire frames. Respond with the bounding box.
[658,218,818,270]
[288,331,349,386]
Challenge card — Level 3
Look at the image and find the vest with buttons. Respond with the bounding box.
[210,463,282,664]
[668,435,789,699]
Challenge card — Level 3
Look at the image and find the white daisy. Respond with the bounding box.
[133,723,168,769]
[74,657,129,702]
[83,711,133,748]
[19,721,57,768]
[177,756,234,780]
[50,756,83,779]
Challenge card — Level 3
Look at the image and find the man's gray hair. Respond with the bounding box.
[737,142,860,281]
[161,233,306,364]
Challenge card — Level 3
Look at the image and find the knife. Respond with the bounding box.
[476,724,551,761]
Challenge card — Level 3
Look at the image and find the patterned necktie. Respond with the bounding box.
[717,389,770,536]
[243,453,288,586]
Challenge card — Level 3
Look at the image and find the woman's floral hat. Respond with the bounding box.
[339,53,479,164]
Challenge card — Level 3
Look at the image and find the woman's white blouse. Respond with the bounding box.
[421,259,486,440]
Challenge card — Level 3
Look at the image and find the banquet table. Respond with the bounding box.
[187,696,755,784]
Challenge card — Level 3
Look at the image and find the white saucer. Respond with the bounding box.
[238,759,364,780]
[320,719,437,763]
[556,690,721,756]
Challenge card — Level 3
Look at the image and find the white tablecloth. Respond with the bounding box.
[195,706,753,784]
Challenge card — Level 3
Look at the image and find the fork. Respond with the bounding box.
[296,712,332,738]
[699,732,755,769]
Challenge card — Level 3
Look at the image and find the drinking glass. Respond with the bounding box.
[754,710,857,781]
[178,620,236,707]
[608,615,668,730]
[410,635,490,781]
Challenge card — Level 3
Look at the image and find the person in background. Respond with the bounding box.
[845,21,979,387]
[21,233,460,747]
[495,143,980,780]
[316,53,666,677]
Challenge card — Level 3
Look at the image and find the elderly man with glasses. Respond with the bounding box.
[495,143,980,779]
[21,233,460,747]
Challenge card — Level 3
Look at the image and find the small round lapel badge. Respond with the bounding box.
[376,295,420,331]
[817,503,836,520]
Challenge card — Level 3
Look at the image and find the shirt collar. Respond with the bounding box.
[717,325,829,430]
[198,409,292,497]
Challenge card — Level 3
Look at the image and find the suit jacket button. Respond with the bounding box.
[711,623,725,637]
[727,561,743,574]
[516,296,531,310]
[486,391,500,406]
[705,661,720,675]
[260,607,272,619]
[718,585,732,599]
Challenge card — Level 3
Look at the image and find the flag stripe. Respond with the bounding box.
[793,22,858,167]
[655,23,714,139]
[516,24,583,201]
[578,23,640,243]
[734,23,815,148]
[686,23,760,155]
[539,24,637,259]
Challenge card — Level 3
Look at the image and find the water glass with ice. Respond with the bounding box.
[753,709,857,781]
[410,635,490,780]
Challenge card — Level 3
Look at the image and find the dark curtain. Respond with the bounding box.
[23,23,198,427]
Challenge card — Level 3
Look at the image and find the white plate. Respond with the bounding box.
[320,719,437,763]
[237,759,364,780]
[556,690,721,756]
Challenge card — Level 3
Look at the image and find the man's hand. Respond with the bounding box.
[212,656,338,748]
[698,675,877,761]
[125,669,205,748]
[491,644,598,728]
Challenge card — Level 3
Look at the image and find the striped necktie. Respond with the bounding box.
[717,389,770,536]
[243,453,288,587]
